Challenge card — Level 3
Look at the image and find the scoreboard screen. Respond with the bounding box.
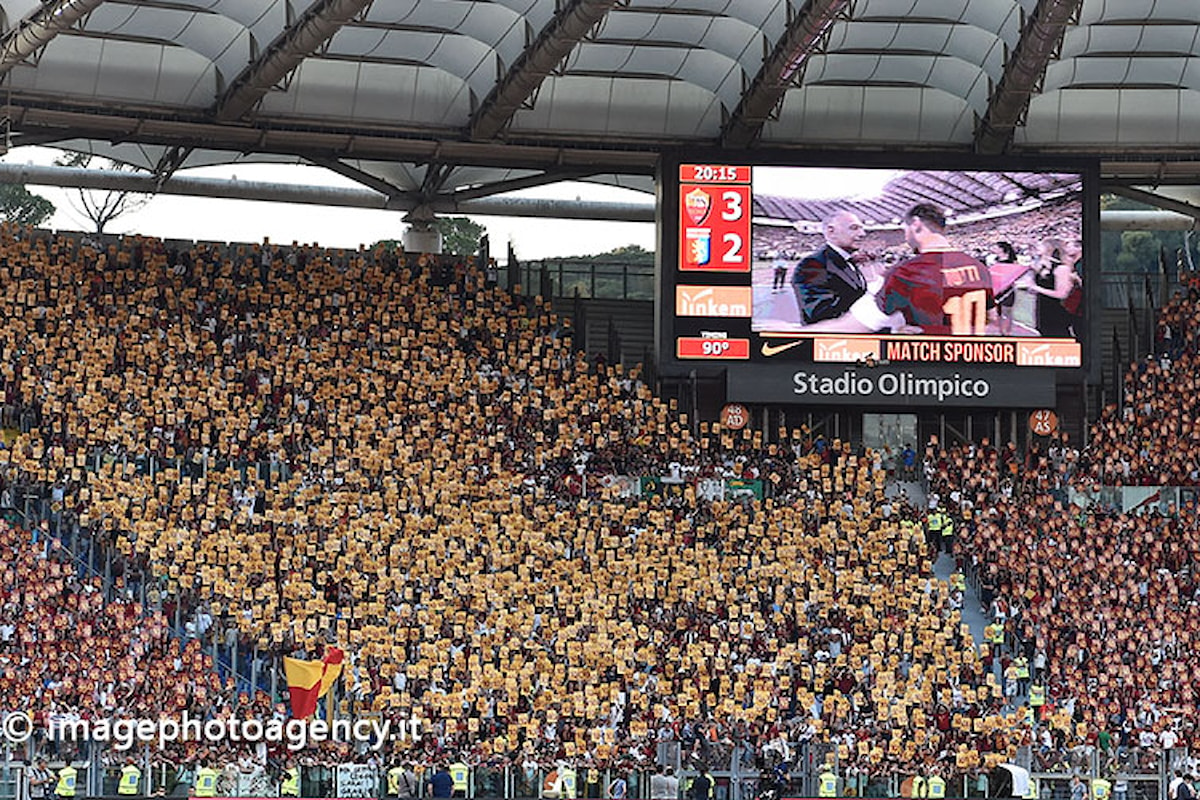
[661,155,1093,371]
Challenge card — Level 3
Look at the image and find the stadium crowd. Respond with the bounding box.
[920,276,1200,778]
[0,226,1021,780]
[0,515,252,765]
[0,222,1194,796]
[925,432,1200,773]
[1081,274,1200,484]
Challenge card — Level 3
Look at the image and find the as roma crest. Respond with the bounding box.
[684,188,712,225]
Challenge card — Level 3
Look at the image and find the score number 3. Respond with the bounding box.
[721,190,743,264]
[942,289,987,335]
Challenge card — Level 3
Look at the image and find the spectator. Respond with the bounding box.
[429,765,454,799]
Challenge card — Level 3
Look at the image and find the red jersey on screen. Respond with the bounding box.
[877,251,993,335]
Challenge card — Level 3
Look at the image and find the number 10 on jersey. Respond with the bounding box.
[679,183,752,273]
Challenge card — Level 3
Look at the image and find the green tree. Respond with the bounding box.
[433,216,487,256]
[1115,230,1163,272]
[1100,192,1199,275]
[556,243,655,265]
[0,183,55,226]
[600,244,654,265]
[556,245,652,263]
[607,244,648,256]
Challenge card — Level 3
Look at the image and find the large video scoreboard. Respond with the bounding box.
[658,153,1098,407]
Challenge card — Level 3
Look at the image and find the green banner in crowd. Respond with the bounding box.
[726,479,764,500]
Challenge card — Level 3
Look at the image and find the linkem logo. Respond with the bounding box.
[1016,341,1081,367]
[812,336,880,363]
[676,285,751,317]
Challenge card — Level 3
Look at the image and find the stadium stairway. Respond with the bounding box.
[885,477,992,646]
[886,479,925,506]
[886,476,994,659]
[932,551,991,649]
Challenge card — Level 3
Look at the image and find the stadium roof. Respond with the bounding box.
[1,0,1200,212]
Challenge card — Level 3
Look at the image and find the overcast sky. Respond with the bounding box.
[4,146,656,262]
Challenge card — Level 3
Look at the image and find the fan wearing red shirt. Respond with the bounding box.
[805,203,994,334]
[877,203,994,334]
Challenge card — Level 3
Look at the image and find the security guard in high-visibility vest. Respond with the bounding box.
[928,775,946,799]
[818,766,839,798]
[1024,777,1039,800]
[926,510,944,550]
[949,569,966,593]
[912,775,928,798]
[194,762,219,798]
[940,514,955,553]
[1029,681,1047,710]
[560,766,578,800]
[54,765,77,799]
[281,763,301,797]
[1091,777,1112,800]
[119,760,141,795]
[449,760,470,798]
[687,771,715,800]
[985,620,1005,651]
[386,765,405,798]
[1014,656,1031,694]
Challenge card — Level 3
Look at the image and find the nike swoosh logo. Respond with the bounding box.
[760,339,805,357]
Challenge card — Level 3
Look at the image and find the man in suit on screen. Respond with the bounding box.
[791,210,869,324]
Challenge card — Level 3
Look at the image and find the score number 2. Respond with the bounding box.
[721,190,743,264]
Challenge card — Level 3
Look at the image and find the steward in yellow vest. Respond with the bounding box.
[986,621,1005,649]
[819,769,839,798]
[119,762,141,795]
[54,766,77,799]
[450,761,470,798]
[281,764,301,797]
[387,765,405,797]
[940,515,955,552]
[560,767,578,800]
[194,763,219,798]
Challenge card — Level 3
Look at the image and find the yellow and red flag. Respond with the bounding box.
[283,647,344,718]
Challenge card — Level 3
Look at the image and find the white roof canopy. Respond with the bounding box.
[1,0,1198,206]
